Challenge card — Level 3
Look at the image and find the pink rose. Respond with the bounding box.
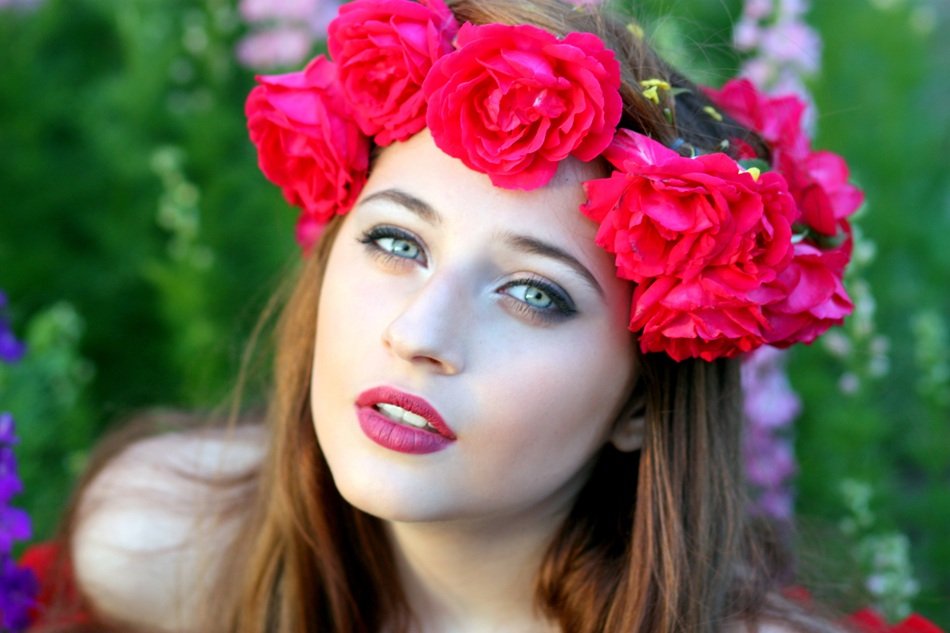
[778,149,865,235]
[423,22,622,190]
[585,130,796,282]
[246,55,370,249]
[759,227,853,347]
[236,25,314,70]
[703,78,809,157]
[581,130,798,360]
[328,0,458,146]
[705,78,864,235]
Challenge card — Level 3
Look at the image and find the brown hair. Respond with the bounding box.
[43,1,840,632]
[199,4,803,631]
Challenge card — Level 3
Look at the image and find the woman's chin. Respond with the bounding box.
[328,463,462,524]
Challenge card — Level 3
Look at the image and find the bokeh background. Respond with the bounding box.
[1,0,947,625]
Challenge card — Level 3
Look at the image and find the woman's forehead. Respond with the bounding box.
[361,130,604,241]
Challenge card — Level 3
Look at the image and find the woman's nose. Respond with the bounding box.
[381,274,467,375]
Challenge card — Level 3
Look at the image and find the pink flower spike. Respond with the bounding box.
[236,26,314,71]
[239,0,320,23]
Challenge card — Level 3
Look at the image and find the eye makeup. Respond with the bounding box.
[357,223,580,326]
[497,276,578,326]
[358,225,429,268]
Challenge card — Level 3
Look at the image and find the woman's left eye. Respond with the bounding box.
[499,278,577,324]
[505,284,554,309]
[376,236,420,259]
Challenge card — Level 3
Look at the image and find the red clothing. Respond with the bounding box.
[848,607,945,633]
[18,543,945,632]
[19,542,89,630]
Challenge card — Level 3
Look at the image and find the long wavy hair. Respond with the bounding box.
[198,3,806,631]
[45,1,841,632]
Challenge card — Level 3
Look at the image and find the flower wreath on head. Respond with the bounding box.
[245,0,863,363]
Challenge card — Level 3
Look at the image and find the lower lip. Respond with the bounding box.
[356,406,455,454]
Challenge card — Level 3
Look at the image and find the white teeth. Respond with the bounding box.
[376,403,431,429]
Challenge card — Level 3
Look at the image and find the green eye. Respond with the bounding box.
[497,277,577,325]
[359,226,428,267]
[377,236,420,259]
[507,284,553,309]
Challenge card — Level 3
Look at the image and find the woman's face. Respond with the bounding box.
[311,130,639,525]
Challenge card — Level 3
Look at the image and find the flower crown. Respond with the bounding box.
[245,0,863,362]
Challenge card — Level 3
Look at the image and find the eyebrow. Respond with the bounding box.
[502,233,604,297]
[358,189,442,225]
[358,188,603,297]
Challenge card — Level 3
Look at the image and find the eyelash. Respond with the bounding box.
[497,277,577,325]
[357,225,578,324]
[358,225,427,267]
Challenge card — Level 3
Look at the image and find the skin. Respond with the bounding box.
[310,130,642,632]
[66,130,814,633]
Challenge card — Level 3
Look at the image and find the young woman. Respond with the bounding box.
[30,0,864,631]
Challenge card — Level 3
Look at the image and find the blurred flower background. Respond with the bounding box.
[0,0,947,626]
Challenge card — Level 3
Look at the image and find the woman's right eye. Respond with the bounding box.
[358,226,427,266]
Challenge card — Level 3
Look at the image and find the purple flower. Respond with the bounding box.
[0,506,30,556]
[0,413,17,445]
[0,324,25,365]
[0,557,39,632]
[0,296,35,630]
[0,445,24,506]
[0,291,25,365]
[0,414,28,534]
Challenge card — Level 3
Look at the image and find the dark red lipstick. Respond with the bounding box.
[355,386,456,454]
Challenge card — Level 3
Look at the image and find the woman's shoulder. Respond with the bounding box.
[71,422,267,631]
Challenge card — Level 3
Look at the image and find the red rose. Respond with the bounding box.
[631,274,771,361]
[581,130,798,360]
[328,0,458,146]
[586,130,796,282]
[759,226,853,347]
[705,78,864,236]
[423,22,622,190]
[246,55,370,249]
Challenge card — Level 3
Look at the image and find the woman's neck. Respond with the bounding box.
[386,511,564,633]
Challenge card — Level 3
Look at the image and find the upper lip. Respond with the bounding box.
[355,386,457,440]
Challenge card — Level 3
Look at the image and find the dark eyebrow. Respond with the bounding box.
[358,188,442,225]
[502,233,604,297]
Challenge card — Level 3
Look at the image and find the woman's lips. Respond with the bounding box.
[355,386,456,454]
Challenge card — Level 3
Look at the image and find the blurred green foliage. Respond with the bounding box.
[0,0,946,625]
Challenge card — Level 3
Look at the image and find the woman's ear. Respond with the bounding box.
[609,385,646,453]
